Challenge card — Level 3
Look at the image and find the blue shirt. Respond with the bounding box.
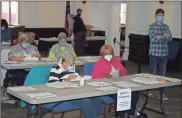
[149,22,172,57]
[1,29,11,43]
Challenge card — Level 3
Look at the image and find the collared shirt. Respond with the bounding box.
[48,64,74,83]
[8,44,39,58]
[149,22,172,57]
[48,43,76,59]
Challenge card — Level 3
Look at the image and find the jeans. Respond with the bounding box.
[149,55,168,76]
[70,98,102,118]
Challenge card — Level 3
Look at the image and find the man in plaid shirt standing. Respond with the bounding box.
[149,8,172,100]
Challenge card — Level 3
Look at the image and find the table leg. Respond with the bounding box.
[36,104,43,118]
[27,104,31,118]
[159,88,167,118]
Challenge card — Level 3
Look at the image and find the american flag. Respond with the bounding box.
[65,1,70,35]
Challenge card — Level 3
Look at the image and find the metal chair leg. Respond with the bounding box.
[79,110,82,118]
[103,104,107,118]
[159,88,167,118]
[61,112,65,118]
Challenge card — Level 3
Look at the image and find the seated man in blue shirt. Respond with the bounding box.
[48,51,102,118]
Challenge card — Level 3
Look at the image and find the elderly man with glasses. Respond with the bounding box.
[48,52,103,118]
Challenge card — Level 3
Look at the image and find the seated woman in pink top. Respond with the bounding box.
[92,45,139,118]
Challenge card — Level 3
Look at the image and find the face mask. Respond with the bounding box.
[66,66,74,72]
[157,16,164,22]
[59,41,66,46]
[22,43,30,49]
[104,55,113,62]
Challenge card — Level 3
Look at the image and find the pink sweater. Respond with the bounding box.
[92,57,128,79]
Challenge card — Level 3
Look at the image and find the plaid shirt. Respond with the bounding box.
[149,22,172,57]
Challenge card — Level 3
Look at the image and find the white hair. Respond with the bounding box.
[57,32,67,41]
[60,51,75,64]
[18,33,30,42]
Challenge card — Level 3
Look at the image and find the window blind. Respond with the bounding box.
[2,1,19,25]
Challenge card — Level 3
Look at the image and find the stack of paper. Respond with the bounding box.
[87,82,111,87]
[26,92,57,99]
[96,86,120,91]
[132,77,162,85]
[41,58,57,62]
[112,81,141,88]
[24,56,39,61]
[46,82,79,88]
[135,73,181,83]
[10,86,36,91]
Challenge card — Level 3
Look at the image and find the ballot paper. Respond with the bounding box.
[26,92,57,99]
[135,73,156,78]
[117,89,131,111]
[72,75,92,81]
[4,61,17,64]
[96,86,120,91]
[135,73,181,83]
[41,58,57,62]
[132,77,162,85]
[9,86,36,92]
[46,82,79,88]
[160,77,181,82]
[23,56,39,61]
[87,82,111,87]
[113,81,142,88]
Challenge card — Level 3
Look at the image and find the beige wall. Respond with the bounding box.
[19,1,93,28]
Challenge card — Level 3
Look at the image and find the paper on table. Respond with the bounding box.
[96,86,120,91]
[113,81,142,88]
[160,77,181,82]
[132,77,162,85]
[4,61,17,64]
[1,41,11,45]
[26,92,56,99]
[46,82,79,88]
[87,82,111,87]
[72,75,92,81]
[41,58,57,62]
[23,56,39,61]
[10,86,36,91]
[135,73,181,82]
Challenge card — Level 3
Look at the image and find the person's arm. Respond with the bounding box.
[115,58,128,76]
[92,62,105,79]
[8,47,25,61]
[163,25,173,43]
[9,56,25,61]
[69,44,77,57]
[48,46,56,59]
[31,47,41,58]
[149,25,166,43]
